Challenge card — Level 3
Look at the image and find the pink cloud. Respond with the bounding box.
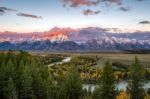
[61,0,122,7]
[61,0,100,7]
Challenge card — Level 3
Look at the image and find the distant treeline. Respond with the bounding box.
[124,50,150,54]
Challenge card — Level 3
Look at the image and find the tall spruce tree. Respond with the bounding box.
[93,61,117,99]
[19,65,34,99]
[31,64,49,99]
[4,77,18,99]
[127,57,145,99]
[63,65,82,99]
[0,61,4,98]
[0,59,15,99]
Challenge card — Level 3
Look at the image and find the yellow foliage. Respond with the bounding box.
[117,91,150,99]
[145,95,150,99]
[117,91,130,99]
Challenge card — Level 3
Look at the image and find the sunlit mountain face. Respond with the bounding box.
[0,0,150,50]
[41,27,75,42]
[0,27,107,43]
[0,27,150,43]
[0,27,150,50]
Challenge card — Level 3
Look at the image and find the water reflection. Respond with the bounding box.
[83,81,150,92]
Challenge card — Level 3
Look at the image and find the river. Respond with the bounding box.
[83,81,150,92]
[48,57,71,66]
[49,57,150,92]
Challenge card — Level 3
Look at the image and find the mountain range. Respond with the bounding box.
[0,27,150,51]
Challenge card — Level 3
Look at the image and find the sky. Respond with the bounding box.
[0,0,150,33]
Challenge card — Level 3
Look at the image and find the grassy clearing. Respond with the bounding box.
[29,51,150,65]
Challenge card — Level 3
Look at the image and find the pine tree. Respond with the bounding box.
[127,57,145,99]
[19,65,34,99]
[0,59,15,99]
[0,53,5,68]
[62,65,83,99]
[93,61,117,99]
[4,77,18,99]
[34,60,52,99]
[31,65,49,99]
[0,55,6,98]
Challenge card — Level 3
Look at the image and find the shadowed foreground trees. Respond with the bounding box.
[0,51,148,99]
[0,51,83,99]
[63,65,83,99]
[127,57,145,99]
[4,77,18,99]
[93,61,117,99]
[0,51,51,99]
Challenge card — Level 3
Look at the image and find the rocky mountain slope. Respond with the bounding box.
[0,27,150,51]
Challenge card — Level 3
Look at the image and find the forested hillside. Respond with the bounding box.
[0,51,149,99]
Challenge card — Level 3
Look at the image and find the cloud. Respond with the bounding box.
[119,6,130,12]
[102,0,122,4]
[139,21,150,24]
[0,7,16,11]
[0,9,5,15]
[61,0,122,7]
[136,0,146,1]
[0,7,16,15]
[82,9,100,15]
[0,7,42,19]
[61,0,100,7]
[16,13,42,19]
